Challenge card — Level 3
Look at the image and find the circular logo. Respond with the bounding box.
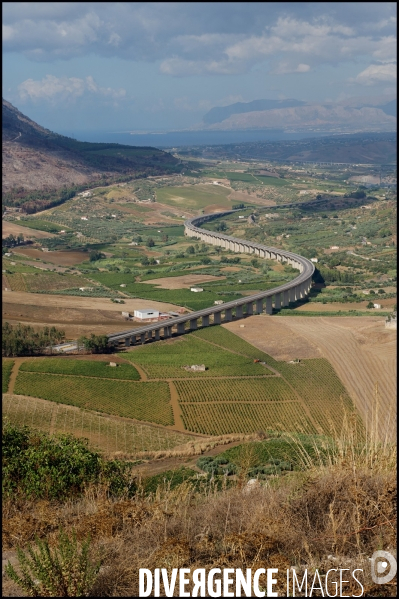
[371,551,397,584]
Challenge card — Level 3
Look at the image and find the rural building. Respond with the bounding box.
[120,284,126,288]
[310,258,318,263]
[4,252,12,257]
[214,300,224,305]
[121,311,131,319]
[191,287,204,292]
[41,247,50,252]
[330,245,339,250]
[168,311,180,317]
[373,303,382,309]
[134,309,159,321]
[79,287,93,291]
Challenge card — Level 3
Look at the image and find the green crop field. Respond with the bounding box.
[175,378,293,402]
[17,220,65,233]
[2,394,193,455]
[192,327,279,367]
[179,402,316,435]
[156,185,232,210]
[20,359,140,380]
[120,335,272,378]
[14,372,173,426]
[2,360,14,393]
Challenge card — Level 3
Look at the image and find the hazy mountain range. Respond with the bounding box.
[200,95,396,132]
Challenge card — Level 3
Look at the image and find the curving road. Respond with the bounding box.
[105,210,314,348]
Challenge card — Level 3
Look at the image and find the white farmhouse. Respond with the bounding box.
[373,303,382,309]
[190,287,204,292]
[134,309,160,320]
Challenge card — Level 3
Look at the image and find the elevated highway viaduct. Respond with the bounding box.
[107,210,314,348]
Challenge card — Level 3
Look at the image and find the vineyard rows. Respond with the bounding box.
[121,335,270,378]
[175,378,293,403]
[192,327,279,367]
[5,272,28,291]
[2,395,193,455]
[20,359,140,380]
[2,359,14,393]
[14,372,173,426]
[180,402,316,435]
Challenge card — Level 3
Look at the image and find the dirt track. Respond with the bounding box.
[225,316,396,436]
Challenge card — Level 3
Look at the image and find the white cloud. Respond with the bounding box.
[272,62,311,74]
[17,75,126,103]
[353,63,397,86]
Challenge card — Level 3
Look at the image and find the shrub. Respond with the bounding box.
[5,530,101,597]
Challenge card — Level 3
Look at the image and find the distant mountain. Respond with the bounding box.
[202,99,306,125]
[200,97,396,133]
[2,99,179,194]
[379,99,396,117]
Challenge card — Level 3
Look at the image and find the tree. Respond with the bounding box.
[186,245,195,255]
[78,334,109,353]
[367,301,374,309]
[251,258,259,268]
[161,234,169,242]
[146,238,155,247]
[89,250,105,262]
[141,256,149,266]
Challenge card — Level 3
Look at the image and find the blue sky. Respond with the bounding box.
[2,2,396,133]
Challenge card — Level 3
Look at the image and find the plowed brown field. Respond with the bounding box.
[224,316,396,437]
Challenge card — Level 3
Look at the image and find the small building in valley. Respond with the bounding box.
[191,287,204,292]
[133,309,160,321]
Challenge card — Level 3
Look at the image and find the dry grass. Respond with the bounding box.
[3,404,396,597]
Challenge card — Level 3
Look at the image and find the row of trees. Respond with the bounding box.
[2,233,26,248]
[2,323,65,357]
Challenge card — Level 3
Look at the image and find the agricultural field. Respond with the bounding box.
[14,372,173,426]
[2,394,194,456]
[156,184,232,211]
[179,401,315,435]
[2,359,14,393]
[120,335,273,379]
[19,358,140,380]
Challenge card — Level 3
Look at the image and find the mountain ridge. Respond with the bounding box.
[2,98,179,194]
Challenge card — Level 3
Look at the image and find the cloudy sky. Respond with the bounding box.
[3,2,396,134]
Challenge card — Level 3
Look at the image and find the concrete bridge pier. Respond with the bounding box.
[236,304,243,318]
[125,337,131,347]
[202,315,210,327]
[283,290,289,307]
[224,308,232,322]
[289,287,297,303]
[163,326,171,338]
[190,319,198,331]
[213,312,221,324]
[274,293,281,310]
[140,333,146,344]
[256,299,263,314]
[155,329,160,341]
[265,296,273,315]
[177,322,185,335]
[246,302,253,315]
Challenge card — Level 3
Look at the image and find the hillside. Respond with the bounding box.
[2,99,180,195]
